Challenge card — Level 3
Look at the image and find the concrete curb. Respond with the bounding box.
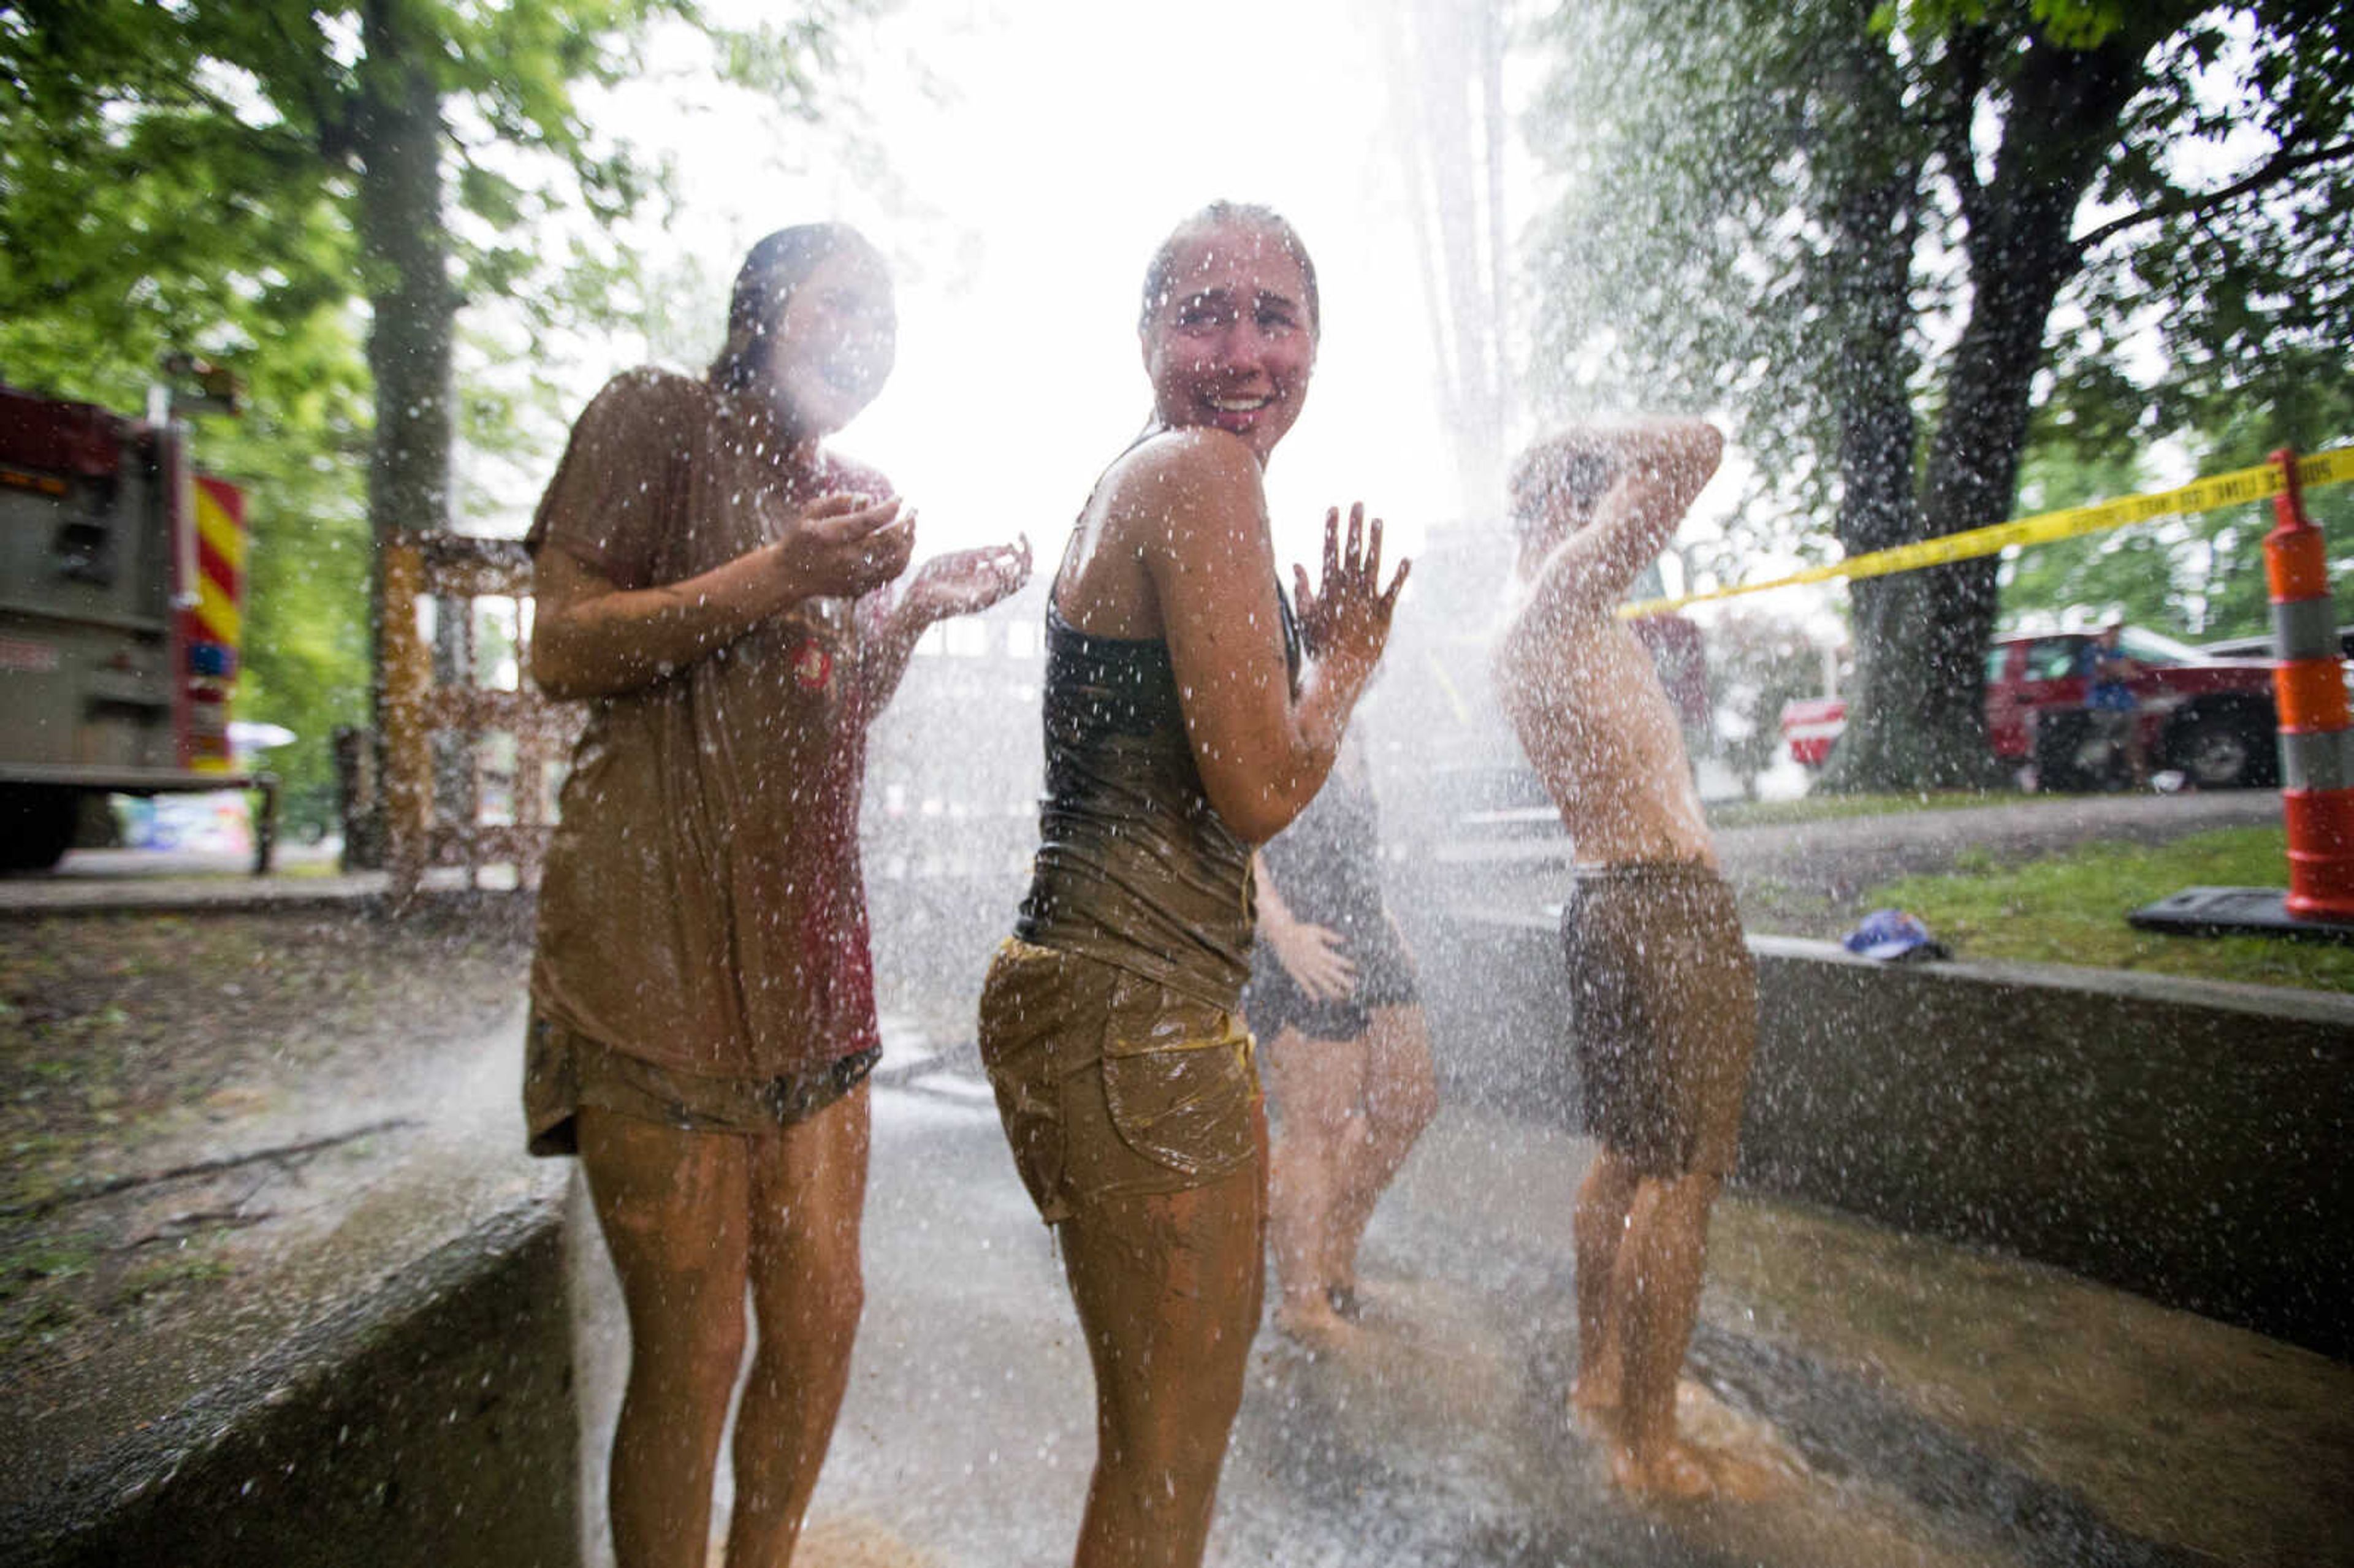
[1424,916,2354,1361]
[1,1193,578,1568]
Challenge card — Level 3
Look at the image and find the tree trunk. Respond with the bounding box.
[351,1,456,868]
[1813,21,1951,790]
[1828,23,2155,791]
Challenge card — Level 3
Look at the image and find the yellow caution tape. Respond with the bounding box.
[1619,444,2354,618]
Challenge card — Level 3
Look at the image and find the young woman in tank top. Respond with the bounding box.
[976,203,1408,1568]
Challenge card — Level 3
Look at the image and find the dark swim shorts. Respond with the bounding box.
[1242,916,1420,1044]
[1560,861,1757,1179]
[976,937,1263,1225]
[525,1009,879,1157]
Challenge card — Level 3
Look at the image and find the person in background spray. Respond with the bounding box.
[1492,418,1757,1500]
[1246,720,1437,1346]
[523,223,1030,1568]
[2076,620,2149,788]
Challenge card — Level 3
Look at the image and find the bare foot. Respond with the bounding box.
[1698,1449,1790,1502]
[1609,1437,1718,1501]
[1274,1296,1362,1354]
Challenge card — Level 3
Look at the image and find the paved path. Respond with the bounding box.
[11,1008,2344,1566]
[1712,790,2282,894]
[9,793,2338,1566]
[0,845,495,914]
[6,793,2286,918]
[561,1046,2346,1568]
[1426,789,2284,902]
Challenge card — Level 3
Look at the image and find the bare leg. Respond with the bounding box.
[578,1108,751,1568]
[1571,1146,1642,1414]
[726,1085,873,1567]
[1609,1171,1721,1499]
[1322,1002,1438,1296]
[1062,1157,1266,1568]
[1262,1026,1364,1341]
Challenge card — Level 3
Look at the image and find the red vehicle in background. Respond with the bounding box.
[1780,627,2280,791]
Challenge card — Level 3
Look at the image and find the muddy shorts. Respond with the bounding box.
[976,937,1263,1225]
[525,1008,879,1157]
[1561,862,1757,1179]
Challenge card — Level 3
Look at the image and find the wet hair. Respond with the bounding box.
[1138,202,1321,335]
[1509,436,1617,541]
[707,223,880,393]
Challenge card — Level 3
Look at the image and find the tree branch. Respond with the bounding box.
[1930,25,1993,234]
[2074,137,2354,254]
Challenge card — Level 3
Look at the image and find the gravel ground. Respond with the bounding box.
[0,897,535,1398]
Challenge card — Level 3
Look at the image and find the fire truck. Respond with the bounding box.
[0,375,276,872]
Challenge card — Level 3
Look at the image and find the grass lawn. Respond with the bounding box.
[1862,825,2354,993]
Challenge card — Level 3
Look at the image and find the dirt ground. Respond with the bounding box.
[0,897,535,1392]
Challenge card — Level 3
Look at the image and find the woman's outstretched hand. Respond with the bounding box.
[903,534,1035,623]
[1293,503,1409,681]
[771,491,916,606]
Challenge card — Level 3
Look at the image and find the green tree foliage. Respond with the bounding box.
[1525,0,2354,788]
[0,0,845,834]
[2003,389,2354,645]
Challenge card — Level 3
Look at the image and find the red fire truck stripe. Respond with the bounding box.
[197,532,240,601]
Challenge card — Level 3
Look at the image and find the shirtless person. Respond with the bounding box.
[1493,418,1752,1501]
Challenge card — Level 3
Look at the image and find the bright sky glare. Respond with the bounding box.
[592,0,1461,578]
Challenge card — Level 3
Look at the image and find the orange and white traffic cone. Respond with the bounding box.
[2265,447,2354,922]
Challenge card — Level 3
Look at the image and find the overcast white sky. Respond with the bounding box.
[568,0,1461,579]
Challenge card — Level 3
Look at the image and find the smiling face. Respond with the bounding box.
[1140,221,1317,465]
[759,243,897,439]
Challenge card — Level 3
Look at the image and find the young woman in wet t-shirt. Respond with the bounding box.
[524,224,1029,1568]
[976,202,1408,1568]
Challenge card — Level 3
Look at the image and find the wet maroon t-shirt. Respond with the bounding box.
[525,368,893,1079]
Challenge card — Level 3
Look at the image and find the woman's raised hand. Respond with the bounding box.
[902,533,1034,623]
[769,491,916,606]
[1292,503,1409,682]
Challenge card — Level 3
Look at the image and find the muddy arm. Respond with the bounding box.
[1518,419,1723,628]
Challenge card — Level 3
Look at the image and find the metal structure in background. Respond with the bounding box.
[378,531,579,899]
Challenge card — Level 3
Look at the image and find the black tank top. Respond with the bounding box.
[1014,595,1300,1010]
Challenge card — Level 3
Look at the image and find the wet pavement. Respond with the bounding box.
[8,797,2337,1566]
[560,1027,2353,1568]
[9,1001,2344,1564]
[0,843,500,913]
